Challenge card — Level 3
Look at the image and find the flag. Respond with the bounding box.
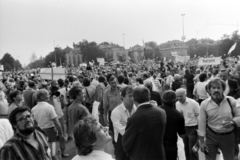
[142,39,145,47]
[228,43,237,55]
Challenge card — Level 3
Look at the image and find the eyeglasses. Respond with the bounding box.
[16,115,33,123]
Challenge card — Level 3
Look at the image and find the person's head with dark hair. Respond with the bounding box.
[123,77,129,85]
[69,85,85,101]
[65,79,69,87]
[199,73,207,82]
[109,76,117,90]
[153,75,157,79]
[83,78,91,87]
[117,75,125,84]
[9,90,22,104]
[133,86,150,105]
[28,80,36,88]
[162,90,176,107]
[106,74,113,83]
[73,116,111,156]
[185,69,189,74]
[144,81,153,92]
[69,76,74,83]
[98,76,106,83]
[58,79,64,87]
[218,69,229,82]
[9,107,36,135]
[136,77,143,85]
[143,73,149,80]
[205,78,226,99]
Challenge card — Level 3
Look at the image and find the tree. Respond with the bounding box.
[44,47,66,67]
[75,40,104,63]
[0,53,15,71]
[145,41,161,59]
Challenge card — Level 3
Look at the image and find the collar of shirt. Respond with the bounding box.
[37,101,48,105]
[137,102,150,108]
[121,103,137,116]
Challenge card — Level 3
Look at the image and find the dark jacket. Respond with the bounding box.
[228,79,239,98]
[172,80,182,91]
[122,103,166,160]
[23,89,36,109]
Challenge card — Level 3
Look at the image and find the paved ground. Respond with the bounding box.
[63,137,225,160]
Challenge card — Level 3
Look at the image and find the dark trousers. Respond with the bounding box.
[186,83,194,99]
[206,128,235,160]
[115,134,130,160]
[164,143,178,160]
[183,125,198,160]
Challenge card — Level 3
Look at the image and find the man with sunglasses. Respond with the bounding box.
[0,107,52,160]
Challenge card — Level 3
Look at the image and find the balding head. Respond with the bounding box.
[175,88,186,104]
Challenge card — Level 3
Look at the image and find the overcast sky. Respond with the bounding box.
[0,0,240,65]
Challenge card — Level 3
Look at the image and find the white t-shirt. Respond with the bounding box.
[31,101,57,129]
[0,119,13,148]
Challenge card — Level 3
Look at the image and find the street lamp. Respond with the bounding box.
[181,14,186,42]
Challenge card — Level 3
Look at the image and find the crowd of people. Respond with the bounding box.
[0,57,240,160]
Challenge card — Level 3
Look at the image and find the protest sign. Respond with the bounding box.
[198,57,221,66]
[174,55,190,63]
[80,63,87,67]
[97,58,105,65]
[40,67,66,80]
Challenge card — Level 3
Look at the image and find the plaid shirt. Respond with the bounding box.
[0,127,52,160]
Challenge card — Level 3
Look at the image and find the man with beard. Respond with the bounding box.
[0,107,52,160]
[199,78,240,160]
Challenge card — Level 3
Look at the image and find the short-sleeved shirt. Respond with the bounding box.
[31,101,57,129]
[176,97,200,126]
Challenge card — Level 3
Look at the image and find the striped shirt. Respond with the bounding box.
[0,127,52,160]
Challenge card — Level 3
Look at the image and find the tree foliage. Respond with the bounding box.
[75,40,104,63]
[0,53,22,71]
[145,41,161,60]
[44,47,66,67]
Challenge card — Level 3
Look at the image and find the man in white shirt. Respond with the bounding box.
[111,86,136,160]
[176,88,200,160]
[31,89,64,159]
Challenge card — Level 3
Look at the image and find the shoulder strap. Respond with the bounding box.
[226,98,234,117]
[85,88,90,100]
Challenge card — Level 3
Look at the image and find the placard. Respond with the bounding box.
[40,67,66,80]
[198,57,221,66]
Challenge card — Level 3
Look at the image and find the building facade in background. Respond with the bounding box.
[128,44,145,63]
[65,47,83,67]
[159,40,188,60]
[99,44,128,62]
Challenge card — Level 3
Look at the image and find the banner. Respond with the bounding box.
[174,55,190,63]
[198,57,221,66]
[80,63,87,67]
[40,67,66,80]
[97,58,105,65]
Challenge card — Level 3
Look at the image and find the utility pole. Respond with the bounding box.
[181,14,186,42]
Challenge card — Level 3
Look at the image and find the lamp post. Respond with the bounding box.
[181,14,186,42]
